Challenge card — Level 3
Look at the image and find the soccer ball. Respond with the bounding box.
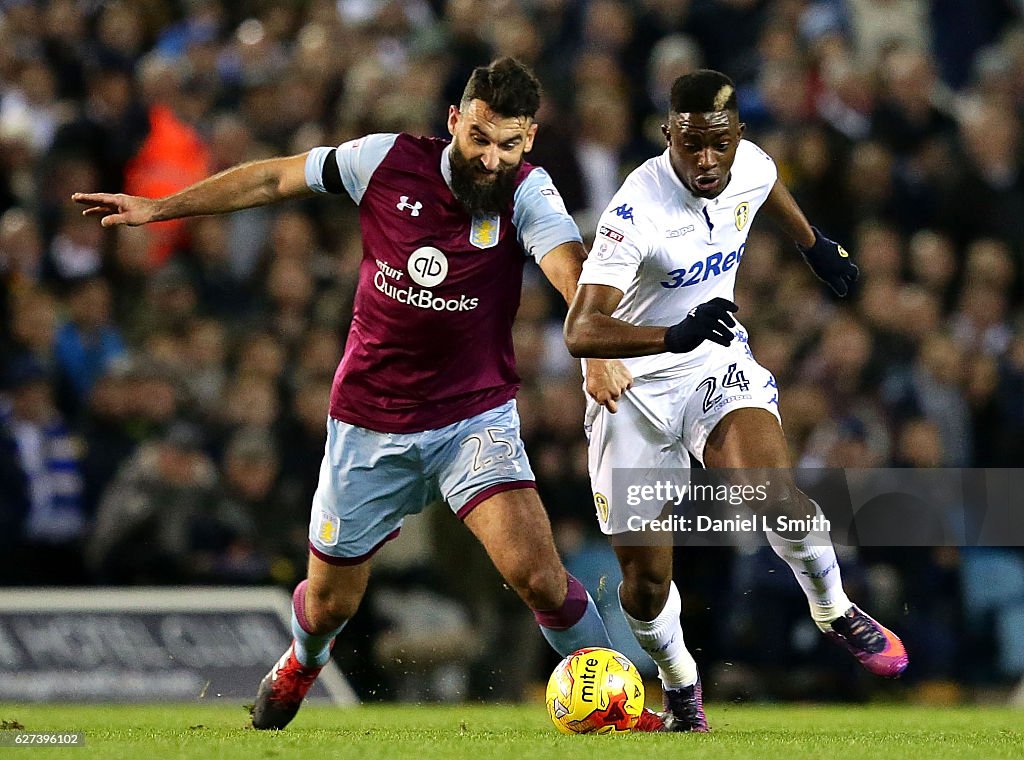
[545,647,645,734]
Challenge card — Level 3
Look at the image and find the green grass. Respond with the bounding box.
[1,702,1022,759]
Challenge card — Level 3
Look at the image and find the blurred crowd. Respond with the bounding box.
[2,0,1024,702]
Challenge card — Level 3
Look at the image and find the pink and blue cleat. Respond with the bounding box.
[661,679,709,732]
[633,679,709,733]
[825,605,909,678]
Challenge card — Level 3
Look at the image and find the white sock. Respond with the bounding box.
[619,581,698,690]
[765,500,851,631]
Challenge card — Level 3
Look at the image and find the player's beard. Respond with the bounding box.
[448,142,521,216]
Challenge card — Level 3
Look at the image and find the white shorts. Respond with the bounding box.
[585,331,781,535]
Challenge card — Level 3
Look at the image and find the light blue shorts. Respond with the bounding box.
[308,400,536,564]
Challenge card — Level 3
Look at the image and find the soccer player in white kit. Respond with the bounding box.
[565,71,908,731]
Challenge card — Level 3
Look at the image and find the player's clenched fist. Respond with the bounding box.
[798,226,859,297]
[71,192,157,228]
[664,297,739,353]
[585,358,634,413]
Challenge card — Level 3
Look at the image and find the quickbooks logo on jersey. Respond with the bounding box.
[373,250,479,312]
[408,247,448,287]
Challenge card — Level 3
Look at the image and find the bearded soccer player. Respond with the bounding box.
[74,58,664,731]
[564,70,908,732]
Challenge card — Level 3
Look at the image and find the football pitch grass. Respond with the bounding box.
[2,702,1022,759]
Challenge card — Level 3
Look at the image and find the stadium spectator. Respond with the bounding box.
[882,333,973,466]
[0,208,44,298]
[78,364,138,515]
[181,317,229,416]
[86,420,219,584]
[277,373,334,513]
[0,355,89,585]
[52,276,126,415]
[201,425,293,584]
[3,287,59,379]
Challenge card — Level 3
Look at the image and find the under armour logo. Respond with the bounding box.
[396,196,422,216]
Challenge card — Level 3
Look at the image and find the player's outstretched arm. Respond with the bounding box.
[762,179,858,296]
[72,153,315,228]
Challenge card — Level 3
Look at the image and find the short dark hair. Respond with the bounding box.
[460,57,542,119]
[670,69,738,114]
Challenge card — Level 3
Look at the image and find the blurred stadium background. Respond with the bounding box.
[1,0,1024,707]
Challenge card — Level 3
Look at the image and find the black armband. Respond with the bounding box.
[322,149,345,194]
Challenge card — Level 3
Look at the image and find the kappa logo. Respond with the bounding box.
[734,201,750,231]
[612,204,635,223]
[396,195,422,216]
[666,225,695,238]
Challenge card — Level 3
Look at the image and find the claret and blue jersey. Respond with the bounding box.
[304,133,580,434]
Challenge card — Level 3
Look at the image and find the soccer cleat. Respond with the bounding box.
[661,679,709,732]
[633,707,667,732]
[251,642,324,730]
[824,605,909,678]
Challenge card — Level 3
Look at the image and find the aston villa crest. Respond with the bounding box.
[470,213,501,249]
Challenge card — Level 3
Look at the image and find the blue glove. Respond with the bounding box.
[798,227,859,297]
[664,298,738,353]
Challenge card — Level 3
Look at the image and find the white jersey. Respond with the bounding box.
[578,139,777,380]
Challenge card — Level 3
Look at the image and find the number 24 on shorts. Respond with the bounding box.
[696,363,749,413]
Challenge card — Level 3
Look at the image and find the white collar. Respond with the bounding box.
[440,144,454,191]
